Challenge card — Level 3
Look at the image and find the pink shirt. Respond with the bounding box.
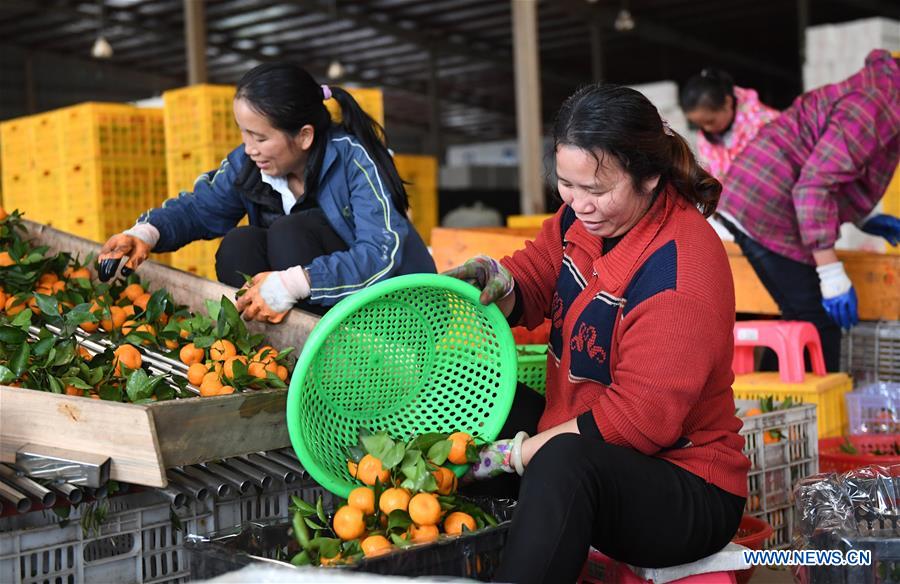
[697,86,780,180]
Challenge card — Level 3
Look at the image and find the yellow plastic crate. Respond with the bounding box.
[507,214,554,229]
[732,372,852,438]
[394,154,437,244]
[165,145,233,198]
[163,85,241,152]
[0,116,34,175]
[57,103,156,164]
[326,87,385,127]
[885,164,899,256]
[168,239,222,281]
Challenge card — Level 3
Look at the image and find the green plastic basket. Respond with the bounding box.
[287,274,518,498]
[516,344,548,395]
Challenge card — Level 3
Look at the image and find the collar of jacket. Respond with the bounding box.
[565,185,683,295]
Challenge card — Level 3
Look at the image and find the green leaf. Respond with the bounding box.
[125,370,164,403]
[317,538,342,560]
[47,376,64,394]
[62,377,93,390]
[304,517,327,531]
[145,289,168,322]
[290,550,311,566]
[34,293,60,318]
[51,342,76,367]
[381,443,407,469]
[32,336,56,357]
[193,335,215,349]
[407,432,448,453]
[10,342,30,376]
[389,532,414,548]
[386,509,412,532]
[205,300,221,321]
[0,365,17,385]
[362,432,395,461]
[316,497,327,524]
[154,384,176,401]
[11,308,33,328]
[98,384,121,401]
[291,495,317,515]
[347,445,366,465]
[426,440,452,466]
[0,326,27,344]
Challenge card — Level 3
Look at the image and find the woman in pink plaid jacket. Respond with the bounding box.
[679,68,780,180]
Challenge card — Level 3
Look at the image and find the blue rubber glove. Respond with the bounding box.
[816,262,859,329]
[860,214,900,246]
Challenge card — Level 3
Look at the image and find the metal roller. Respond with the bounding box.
[260,450,307,479]
[50,481,84,504]
[220,459,272,489]
[180,465,232,498]
[0,465,56,507]
[202,462,253,494]
[158,485,188,508]
[0,479,33,513]
[242,454,296,484]
[166,469,209,502]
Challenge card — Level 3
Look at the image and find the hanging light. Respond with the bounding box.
[91,0,113,59]
[327,59,345,80]
[614,1,636,32]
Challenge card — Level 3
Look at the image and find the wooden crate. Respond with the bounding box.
[432,227,900,320]
[0,221,320,487]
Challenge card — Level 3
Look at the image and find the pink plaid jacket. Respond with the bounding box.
[720,50,900,265]
[697,86,780,180]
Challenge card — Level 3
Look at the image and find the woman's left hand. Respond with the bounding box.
[235,272,291,324]
[463,431,530,482]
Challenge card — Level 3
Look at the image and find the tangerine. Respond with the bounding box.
[113,344,142,375]
[332,505,366,541]
[444,511,476,535]
[378,488,411,515]
[360,535,392,558]
[357,454,390,486]
[348,486,375,515]
[187,363,208,386]
[408,493,441,526]
[432,466,458,495]
[210,339,237,362]
[407,523,439,543]
[179,343,205,365]
[447,432,474,465]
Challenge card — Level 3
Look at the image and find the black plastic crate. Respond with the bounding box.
[186,498,516,581]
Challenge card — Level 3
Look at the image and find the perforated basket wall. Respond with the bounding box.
[287,274,518,498]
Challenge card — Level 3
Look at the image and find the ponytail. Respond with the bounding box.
[330,87,409,213]
[665,132,721,217]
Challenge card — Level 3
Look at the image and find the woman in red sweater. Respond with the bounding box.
[446,84,749,583]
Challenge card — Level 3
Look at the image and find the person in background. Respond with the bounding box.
[717,49,900,371]
[446,84,748,584]
[98,62,435,322]
[679,68,780,180]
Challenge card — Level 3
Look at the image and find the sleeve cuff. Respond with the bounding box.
[577,411,604,441]
[124,223,160,249]
[505,283,524,327]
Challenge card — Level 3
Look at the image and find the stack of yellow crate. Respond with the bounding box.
[885,165,900,256]
[394,154,438,244]
[0,104,167,242]
[162,84,242,280]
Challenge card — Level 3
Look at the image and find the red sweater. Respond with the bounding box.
[503,188,749,497]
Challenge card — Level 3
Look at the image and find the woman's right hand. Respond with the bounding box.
[442,255,515,306]
[98,233,152,274]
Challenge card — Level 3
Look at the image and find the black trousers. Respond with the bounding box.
[720,217,842,372]
[214,209,349,316]
[471,386,745,584]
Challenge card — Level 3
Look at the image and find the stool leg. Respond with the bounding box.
[732,346,754,375]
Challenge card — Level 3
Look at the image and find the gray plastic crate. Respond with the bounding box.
[0,491,212,584]
[842,321,900,385]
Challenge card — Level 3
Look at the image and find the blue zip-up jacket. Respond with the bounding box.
[139,128,436,305]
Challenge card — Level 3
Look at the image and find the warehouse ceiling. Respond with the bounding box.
[0,0,895,144]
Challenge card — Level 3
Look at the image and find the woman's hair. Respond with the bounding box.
[552,84,721,217]
[678,68,735,113]
[235,62,409,212]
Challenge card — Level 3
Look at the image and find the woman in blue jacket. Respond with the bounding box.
[98,63,435,322]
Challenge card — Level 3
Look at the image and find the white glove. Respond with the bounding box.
[816,261,852,299]
[123,223,160,248]
[259,266,310,312]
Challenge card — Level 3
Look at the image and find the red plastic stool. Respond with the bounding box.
[579,551,737,583]
[732,321,826,383]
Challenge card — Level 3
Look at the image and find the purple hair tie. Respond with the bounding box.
[321,84,332,100]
